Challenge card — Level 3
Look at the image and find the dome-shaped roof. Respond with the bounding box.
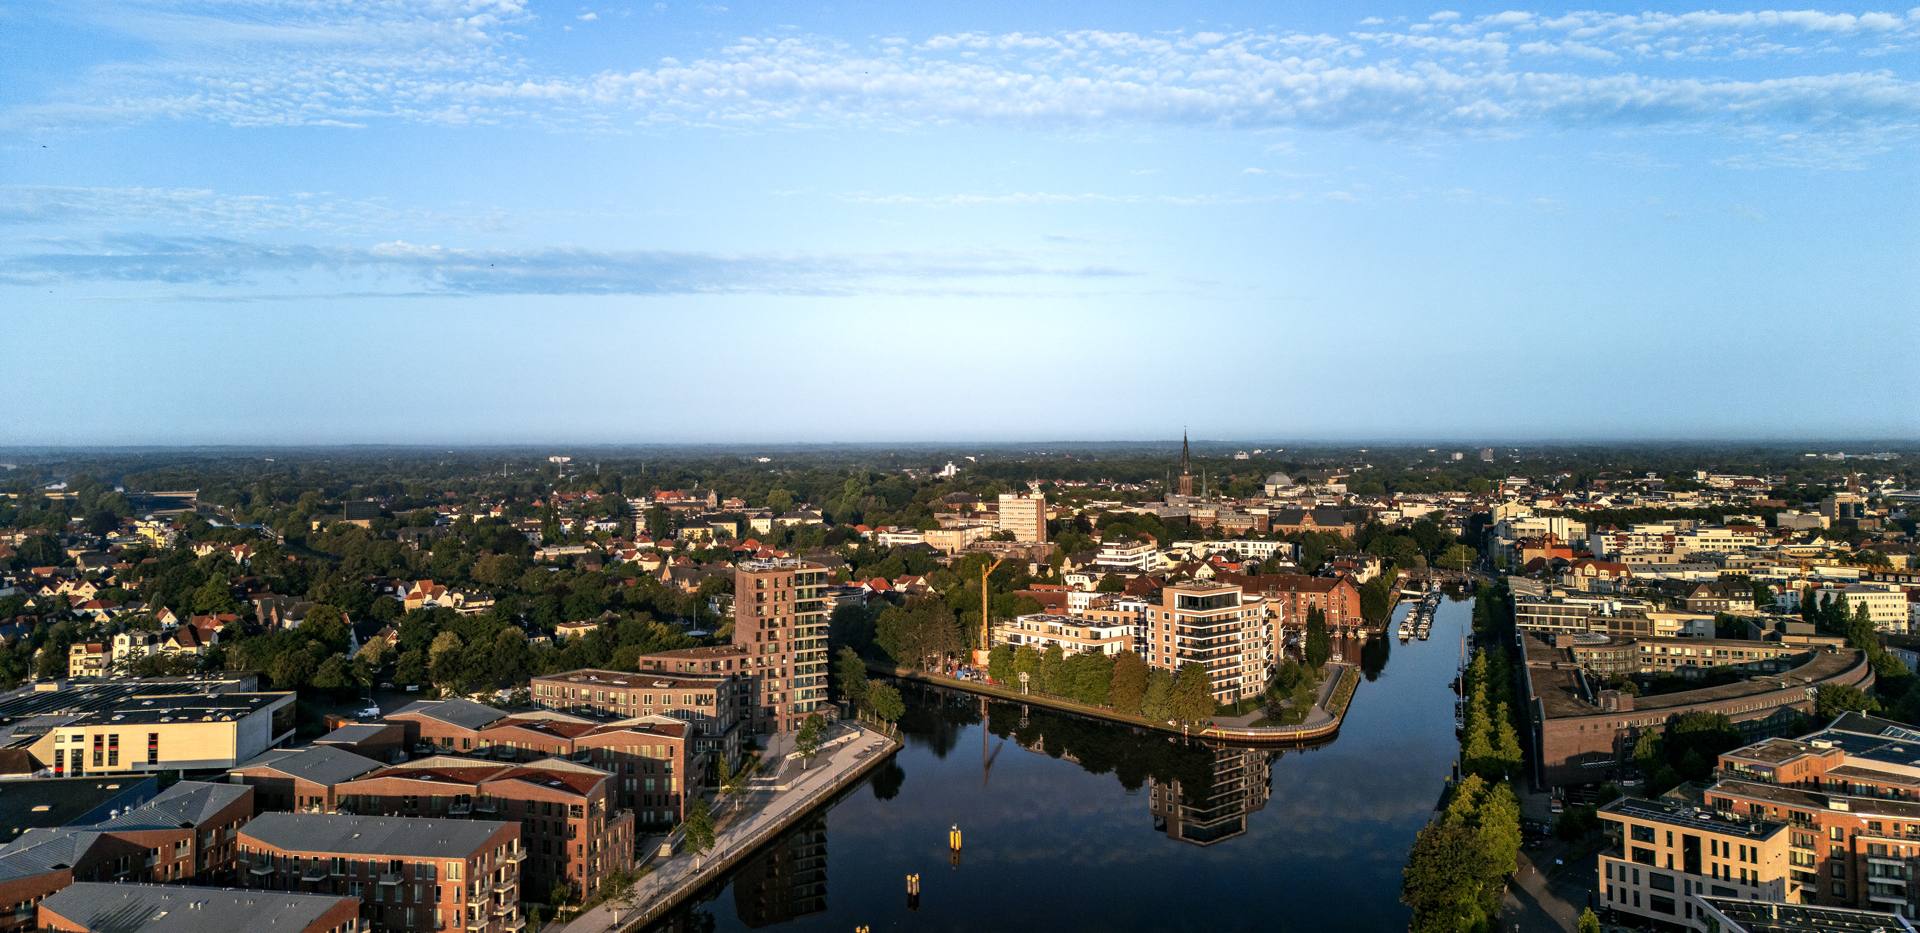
[1264,472,1293,486]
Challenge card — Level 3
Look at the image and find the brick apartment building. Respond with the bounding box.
[1596,713,1920,928]
[229,745,384,813]
[334,757,634,902]
[732,558,831,733]
[530,667,744,773]
[38,883,364,933]
[0,780,255,932]
[237,812,524,933]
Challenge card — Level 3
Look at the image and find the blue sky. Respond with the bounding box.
[2,1,1916,445]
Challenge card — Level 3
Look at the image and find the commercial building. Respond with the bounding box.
[37,883,364,933]
[997,493,1047,544]
[1521,633,1872,787]
[1145,582,1271,705]
[0,677,292,777]
[732,558,830,733]
[334,757,634,901]
[236,813,524,933]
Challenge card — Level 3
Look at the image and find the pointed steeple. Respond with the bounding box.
[1181,429,1191,472]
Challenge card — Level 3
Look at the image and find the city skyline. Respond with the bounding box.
[4,0,1917,444]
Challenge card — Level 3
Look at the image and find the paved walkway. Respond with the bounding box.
[557,722,896,933]
[1211,662,1348,731]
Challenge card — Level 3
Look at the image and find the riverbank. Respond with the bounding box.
[554,722,900,933]
[872,660,1360,745]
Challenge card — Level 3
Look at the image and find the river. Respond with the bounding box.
[656,593,1474,932]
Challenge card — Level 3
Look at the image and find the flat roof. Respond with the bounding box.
[0,676,257,722]
[535,669,723,690]
[0,776,154,843]
[1601,796,1782,840]
[40,883,356,933]
[1697,894,1918,933]
[1713,778,1920,821]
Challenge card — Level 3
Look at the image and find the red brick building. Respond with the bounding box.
[334,757,634,901]
[237,812,524,933]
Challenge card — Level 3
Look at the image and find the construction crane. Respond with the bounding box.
[977,552,1008,662]
[978,553,1009,787]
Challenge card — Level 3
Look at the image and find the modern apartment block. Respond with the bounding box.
[733,558,831,733]
[1145,582,1271,705]
[1595,713,1920,928]
[237,812,524,933]
[993,613,1135,657]
[1597,795,1791,929]
[333,757,634,902]
[997,493,1048,544]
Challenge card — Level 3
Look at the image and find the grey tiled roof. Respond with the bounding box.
[391,698,506,730]
[41,882,355,933]
[92,780,248,831]
[241,812,512,859]
[236,745,382,786]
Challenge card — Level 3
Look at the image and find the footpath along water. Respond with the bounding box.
[658,594,1476,932]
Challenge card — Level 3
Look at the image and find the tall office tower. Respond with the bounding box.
[733,559,830,733]
[997,492,1048,543]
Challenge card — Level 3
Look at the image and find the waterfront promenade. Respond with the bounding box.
[556,722,899,933]
[875,661,1361,745]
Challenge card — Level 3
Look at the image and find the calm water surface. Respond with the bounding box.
[660,594,1473,932]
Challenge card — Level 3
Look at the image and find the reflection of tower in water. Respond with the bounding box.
[730,813,828,927]
[1148,746,1273,846]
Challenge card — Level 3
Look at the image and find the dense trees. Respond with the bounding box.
[1402,774,1522,932]
[1109,651,1148,715]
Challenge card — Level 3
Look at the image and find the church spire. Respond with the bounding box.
[1177,429,1194,498]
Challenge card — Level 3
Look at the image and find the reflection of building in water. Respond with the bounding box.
[1149,747,1272,846]
[731,813,828,927]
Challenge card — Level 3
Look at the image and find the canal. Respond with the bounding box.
[658,593,1474,932]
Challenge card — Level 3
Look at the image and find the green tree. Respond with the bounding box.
[1170,662,1215,723]
[794,713,826,765]
[834,646,870,713]
[1439,543,1478,575]
[869,682,905,729]
[1109,650,1148,715]
[986,644,1014,684]
[1141,668,1174,721]
[1815,683,1880,719]
[681,797,715,864]
[1037,644,1066,694]
[1578,907,1602,933]
[1304,606,1332,670]
[1402,821,1485,933]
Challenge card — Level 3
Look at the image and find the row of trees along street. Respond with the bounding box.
[1402,582,1529,933]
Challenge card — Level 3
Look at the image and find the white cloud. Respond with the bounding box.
[577,11,598,22]
[8,6,1918,168]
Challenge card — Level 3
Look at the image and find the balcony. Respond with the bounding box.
[300,865,329,882]
[505,847,526,863]
[248,863,275,877]
[378,872,404,886]
[448,802,472,817]
[492,879,517,896]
